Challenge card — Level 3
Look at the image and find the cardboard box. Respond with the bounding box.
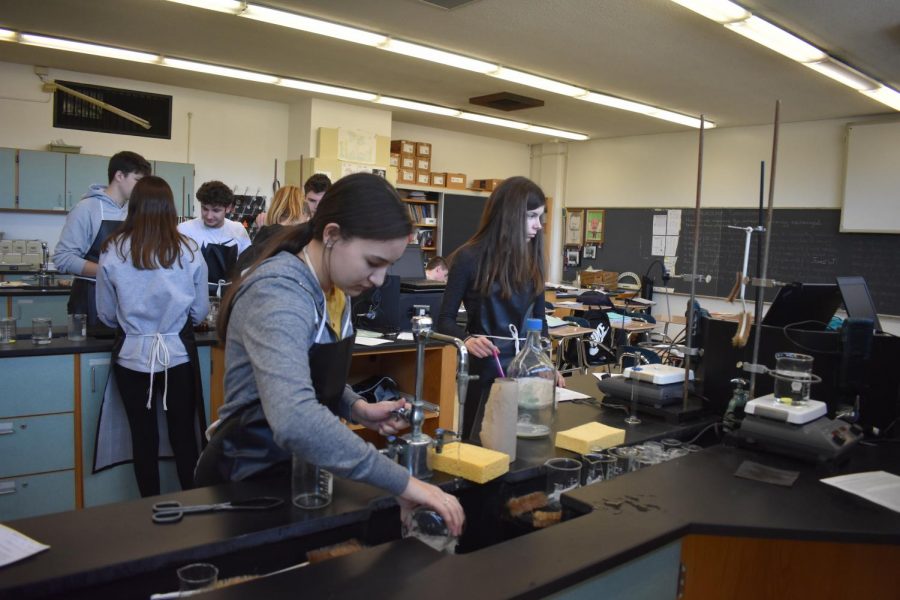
[416,157,431,172]
[446,173,467,190]
[430,172,446,187]
[415,170,432,186]
[400,154,416,169]
[580,270,619,289]
[389,153,400,168]
[398,168,416,185]
[415,142,432,157]
[471,178,504,192]
[391,140,417,155]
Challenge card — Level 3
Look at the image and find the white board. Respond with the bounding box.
[841,120,900,233]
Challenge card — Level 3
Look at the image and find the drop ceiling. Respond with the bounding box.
[0,0,898,144]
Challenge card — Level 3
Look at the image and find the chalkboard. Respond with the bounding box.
[570,208,900,316]
[440,192,487,258]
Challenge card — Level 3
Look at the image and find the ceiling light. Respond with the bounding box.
[525,125,588,141]
[163,0,242,13]
[669,0,750,24]
[0,28,17,42]
[375,96,462,116]
[240,4,387,46]
[279,78,377,101]
[491,68,586,97]
[804,59,878,91]
[725,16,826,63]
[580,92,658,115]
[649,108,714,129]
[458,112,529,129]
[20,33,159,63]
[860,86,900,112]
[381,39,497,73]
[162,57,278,83]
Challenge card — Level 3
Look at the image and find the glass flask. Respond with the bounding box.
[507,318,557,438]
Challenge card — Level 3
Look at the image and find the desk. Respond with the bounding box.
[549,325,594,374]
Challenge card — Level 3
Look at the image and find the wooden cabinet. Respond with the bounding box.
[0,354,76,520]
[154,160,195,218]
[0,148,15,210]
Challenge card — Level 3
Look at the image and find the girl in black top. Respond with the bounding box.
[436,176,563,439]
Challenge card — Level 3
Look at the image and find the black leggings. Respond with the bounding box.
[113,363,199,497]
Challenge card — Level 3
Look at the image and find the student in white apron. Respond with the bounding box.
[95,176,209,497]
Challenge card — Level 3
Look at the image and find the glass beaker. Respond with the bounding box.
[544,458,582,505]
[0,317,15,344]
[67,313,87,341]
[31,317,52,345]
[291,455,333,510]
[773,352,813,405]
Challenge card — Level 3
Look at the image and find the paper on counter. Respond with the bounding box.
[820,471,900,513]
[0,524,49,568]
[396,332,414,341]
[354,337,393,347]
[556,387,592,402]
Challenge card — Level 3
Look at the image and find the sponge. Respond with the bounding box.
[555,421,625,455]
[428,442,509,484]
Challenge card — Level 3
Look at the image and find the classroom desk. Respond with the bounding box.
[549,325,595,374]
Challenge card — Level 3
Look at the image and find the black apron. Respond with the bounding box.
[195,290,356,485]
[93,319,208,473]
[463,283,538,440]
[201,243,238,296]
[68,218,122,327]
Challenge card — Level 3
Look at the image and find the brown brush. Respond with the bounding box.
[506,491,549,517]
[306,539,364,564]
[731,311,752,348]
[726,272,741,303]
[532,510,562,528]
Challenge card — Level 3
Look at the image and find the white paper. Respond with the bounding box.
[557,301,581,306]
[556,387,592,402]
[666,209,682,235]
[0,524,49,568]
[354,337,393,346]
[820,470,900,513]
[546,315,568,328]
[665,235,679,257]
[652,214,668,235]
[651,236,666,256]
[396,332,414,341]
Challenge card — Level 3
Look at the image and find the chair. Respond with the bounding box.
[616,345,662,370]
[559,315,616,374]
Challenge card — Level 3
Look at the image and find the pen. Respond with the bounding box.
[492,347,506,378]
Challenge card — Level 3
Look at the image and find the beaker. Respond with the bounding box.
[773,352,813,405]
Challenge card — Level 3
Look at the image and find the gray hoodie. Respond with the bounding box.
[53,184,128,276]
[220,251,410,496]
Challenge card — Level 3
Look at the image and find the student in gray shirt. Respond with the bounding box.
[96,176,209,497]
[195,173,464,536]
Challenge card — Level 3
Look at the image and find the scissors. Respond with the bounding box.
[152,496,284,524]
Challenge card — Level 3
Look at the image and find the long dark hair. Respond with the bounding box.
[101,176,195,270]
[218,173,413,339]
[452,176,546,299]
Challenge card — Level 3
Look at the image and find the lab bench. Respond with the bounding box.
[0,376,897,599]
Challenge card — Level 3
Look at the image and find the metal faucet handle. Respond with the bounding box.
[434,429,458,454]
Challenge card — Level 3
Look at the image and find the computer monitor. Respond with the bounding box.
[389,244,426,279]
[761,282,842,330]
[836,276,883,333]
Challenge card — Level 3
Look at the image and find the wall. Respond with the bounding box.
[390,121,531,180]
[565,119,851,209]
[0,60,290,250]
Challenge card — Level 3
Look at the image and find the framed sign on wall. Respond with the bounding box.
[585,209,606,245]
[564,208,585,246]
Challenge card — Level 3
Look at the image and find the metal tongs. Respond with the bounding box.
[152,496,284,524]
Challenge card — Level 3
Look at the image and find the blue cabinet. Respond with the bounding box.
[154,161,195,218]
[11,295,70,331]
[18,150,66,211]
[0,471,76,521]
[0,148,15,209]
[65,154,109,210]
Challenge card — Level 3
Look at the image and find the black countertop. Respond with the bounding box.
[2,373,897,599]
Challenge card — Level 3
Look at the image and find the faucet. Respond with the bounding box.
[386,309,474,480]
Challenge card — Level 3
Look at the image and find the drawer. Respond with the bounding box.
[0,471,76,520]
[0,413,74,478]
[0,355,74,417]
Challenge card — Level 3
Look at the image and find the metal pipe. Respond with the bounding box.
[683,115,705,407]
[424,330,471,435]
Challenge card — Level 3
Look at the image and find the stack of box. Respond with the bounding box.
[390,140,459,188]
[470,179,504,192]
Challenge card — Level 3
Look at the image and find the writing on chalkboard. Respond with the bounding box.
[569,208,900,316]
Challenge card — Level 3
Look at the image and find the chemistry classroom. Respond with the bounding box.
[2,1,900,598]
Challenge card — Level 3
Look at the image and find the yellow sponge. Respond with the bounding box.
[427,442,509,484]
[555,422,625,455]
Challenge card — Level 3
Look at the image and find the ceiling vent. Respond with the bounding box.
[418,0,480,9]
[52,80,172,139]
[469,92,545,112]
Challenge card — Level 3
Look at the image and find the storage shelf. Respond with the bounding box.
[403,199,439,205]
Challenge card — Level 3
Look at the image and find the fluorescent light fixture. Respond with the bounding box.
[860,86,900,112]
[725,16,826,63]
[375,96,461,116]
[491,67,586,97]
[669,0,750,23]
[381,39,497,73]
[580,92,657,115]
[458,112,529,129]
[804,59,877,91]
[20,33,159,63]
[240,4,387,46]
[0,28,17,42]
[525,125,588,141]
[164,0,242,13]
[279,78,377,101]
[162,57,278,83]
[649,108,714,129]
